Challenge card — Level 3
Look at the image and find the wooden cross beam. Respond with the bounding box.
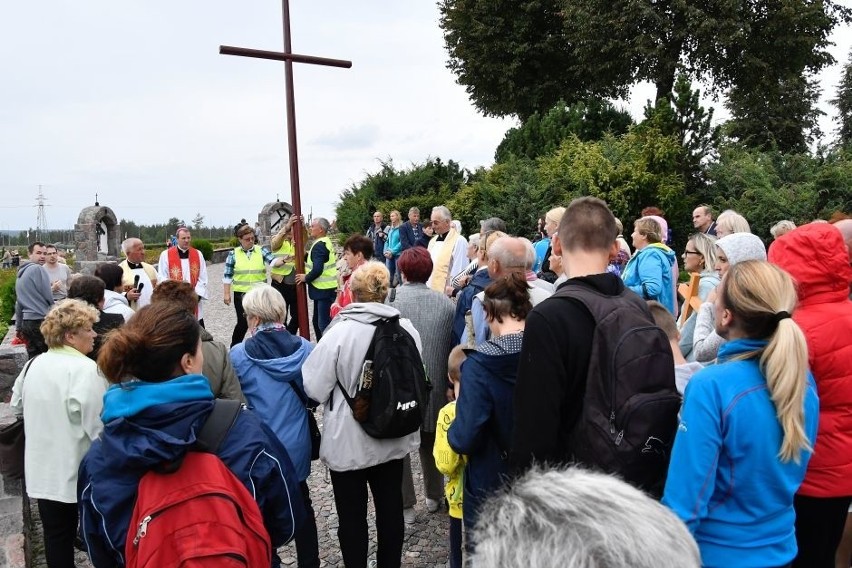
[220,0,351,340]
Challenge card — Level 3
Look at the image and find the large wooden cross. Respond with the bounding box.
[220,0,351,339]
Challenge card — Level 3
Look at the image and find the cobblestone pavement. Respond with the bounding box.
[71,261,452,567]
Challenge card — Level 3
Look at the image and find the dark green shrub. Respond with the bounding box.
[192,239,214,261]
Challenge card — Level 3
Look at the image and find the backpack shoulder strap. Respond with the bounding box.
[195,399,242,454]
[286,380,309,407]
[365,315,397,360]
[552,281,648,321]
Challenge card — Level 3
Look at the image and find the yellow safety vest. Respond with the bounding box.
[306,236,338,290]
[232,246,267,293]
[270,240,296,276]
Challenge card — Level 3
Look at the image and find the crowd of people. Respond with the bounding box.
[7,201,852,568]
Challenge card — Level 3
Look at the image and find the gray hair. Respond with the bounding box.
[431,205,452,222]
[770,220,796,238]
[480,217,507,232]
[408,206,420,215]
[489,237,528,271]
[313,217,331,233]
[518,237,536,270]
[242,284,287,324]
[121,237,142,254]
[470,467,700,568]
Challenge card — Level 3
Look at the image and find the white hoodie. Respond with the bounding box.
[102,290,135,322]
[303,302,421,472]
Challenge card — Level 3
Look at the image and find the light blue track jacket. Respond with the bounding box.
[662,338,819,568]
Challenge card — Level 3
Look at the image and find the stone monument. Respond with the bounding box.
[75,201,120,274]
[258,201,294,246]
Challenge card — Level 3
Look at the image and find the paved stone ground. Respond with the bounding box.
[68,261,452,567]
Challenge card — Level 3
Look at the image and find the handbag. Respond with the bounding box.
[0,356,39,480]
[287,381,321,461]
[0,419,24,479]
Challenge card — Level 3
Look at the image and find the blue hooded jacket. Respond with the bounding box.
[621,242,677,313]
[78,374,305,568]
[447,339,520,530]
[230,327,314,481]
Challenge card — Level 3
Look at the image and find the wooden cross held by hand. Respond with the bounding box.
[220,0,351,340]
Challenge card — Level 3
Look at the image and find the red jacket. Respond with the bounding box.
[769,222,852,497]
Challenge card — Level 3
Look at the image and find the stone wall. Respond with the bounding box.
[0,332,26,567]
[0,346,26,404]
[0,332,33,567]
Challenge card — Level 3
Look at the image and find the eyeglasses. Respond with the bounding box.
[683,250,702,256]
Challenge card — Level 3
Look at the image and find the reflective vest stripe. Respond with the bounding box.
[232,247,267,293]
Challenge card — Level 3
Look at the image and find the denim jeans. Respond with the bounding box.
[313,297,332,341]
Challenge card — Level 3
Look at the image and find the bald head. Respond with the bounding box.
[488,237,529,277]
[834,219,852,261]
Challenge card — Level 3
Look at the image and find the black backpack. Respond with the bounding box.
[337,316,431,439]
[552,282,680,497]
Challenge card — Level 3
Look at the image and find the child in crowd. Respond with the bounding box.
[434,345,468,568]
[647,301,704,395]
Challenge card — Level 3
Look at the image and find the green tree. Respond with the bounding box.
[495,99,633,163]
[642,75,721,198]
[832,49,852,146]
[335,158,468,234]
[444,128,689,241]
[192,213,205,231]
[439,0,578,119]
[439,0,848,123]
[705,144,852,239]
[725,73,822,153]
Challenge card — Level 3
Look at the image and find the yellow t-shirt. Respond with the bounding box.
[433,402,465,519]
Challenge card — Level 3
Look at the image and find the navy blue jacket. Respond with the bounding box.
[451,268,493,346]
[78,374,305,567]
[447,347,520,530]
[399,221,427,251]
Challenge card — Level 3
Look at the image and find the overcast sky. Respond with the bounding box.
[1,1,850,231]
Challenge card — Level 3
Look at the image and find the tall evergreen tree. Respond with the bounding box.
[833,50,852,147]
[495,99,633,163]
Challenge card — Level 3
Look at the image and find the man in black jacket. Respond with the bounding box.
[365,211,387,261]
[510,197,625,471]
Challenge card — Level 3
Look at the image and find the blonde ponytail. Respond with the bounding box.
[760,317,812,462]
[721,261,812,463]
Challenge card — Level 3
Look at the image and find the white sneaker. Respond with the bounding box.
[425,498,441,513]
[403,507,416,524]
